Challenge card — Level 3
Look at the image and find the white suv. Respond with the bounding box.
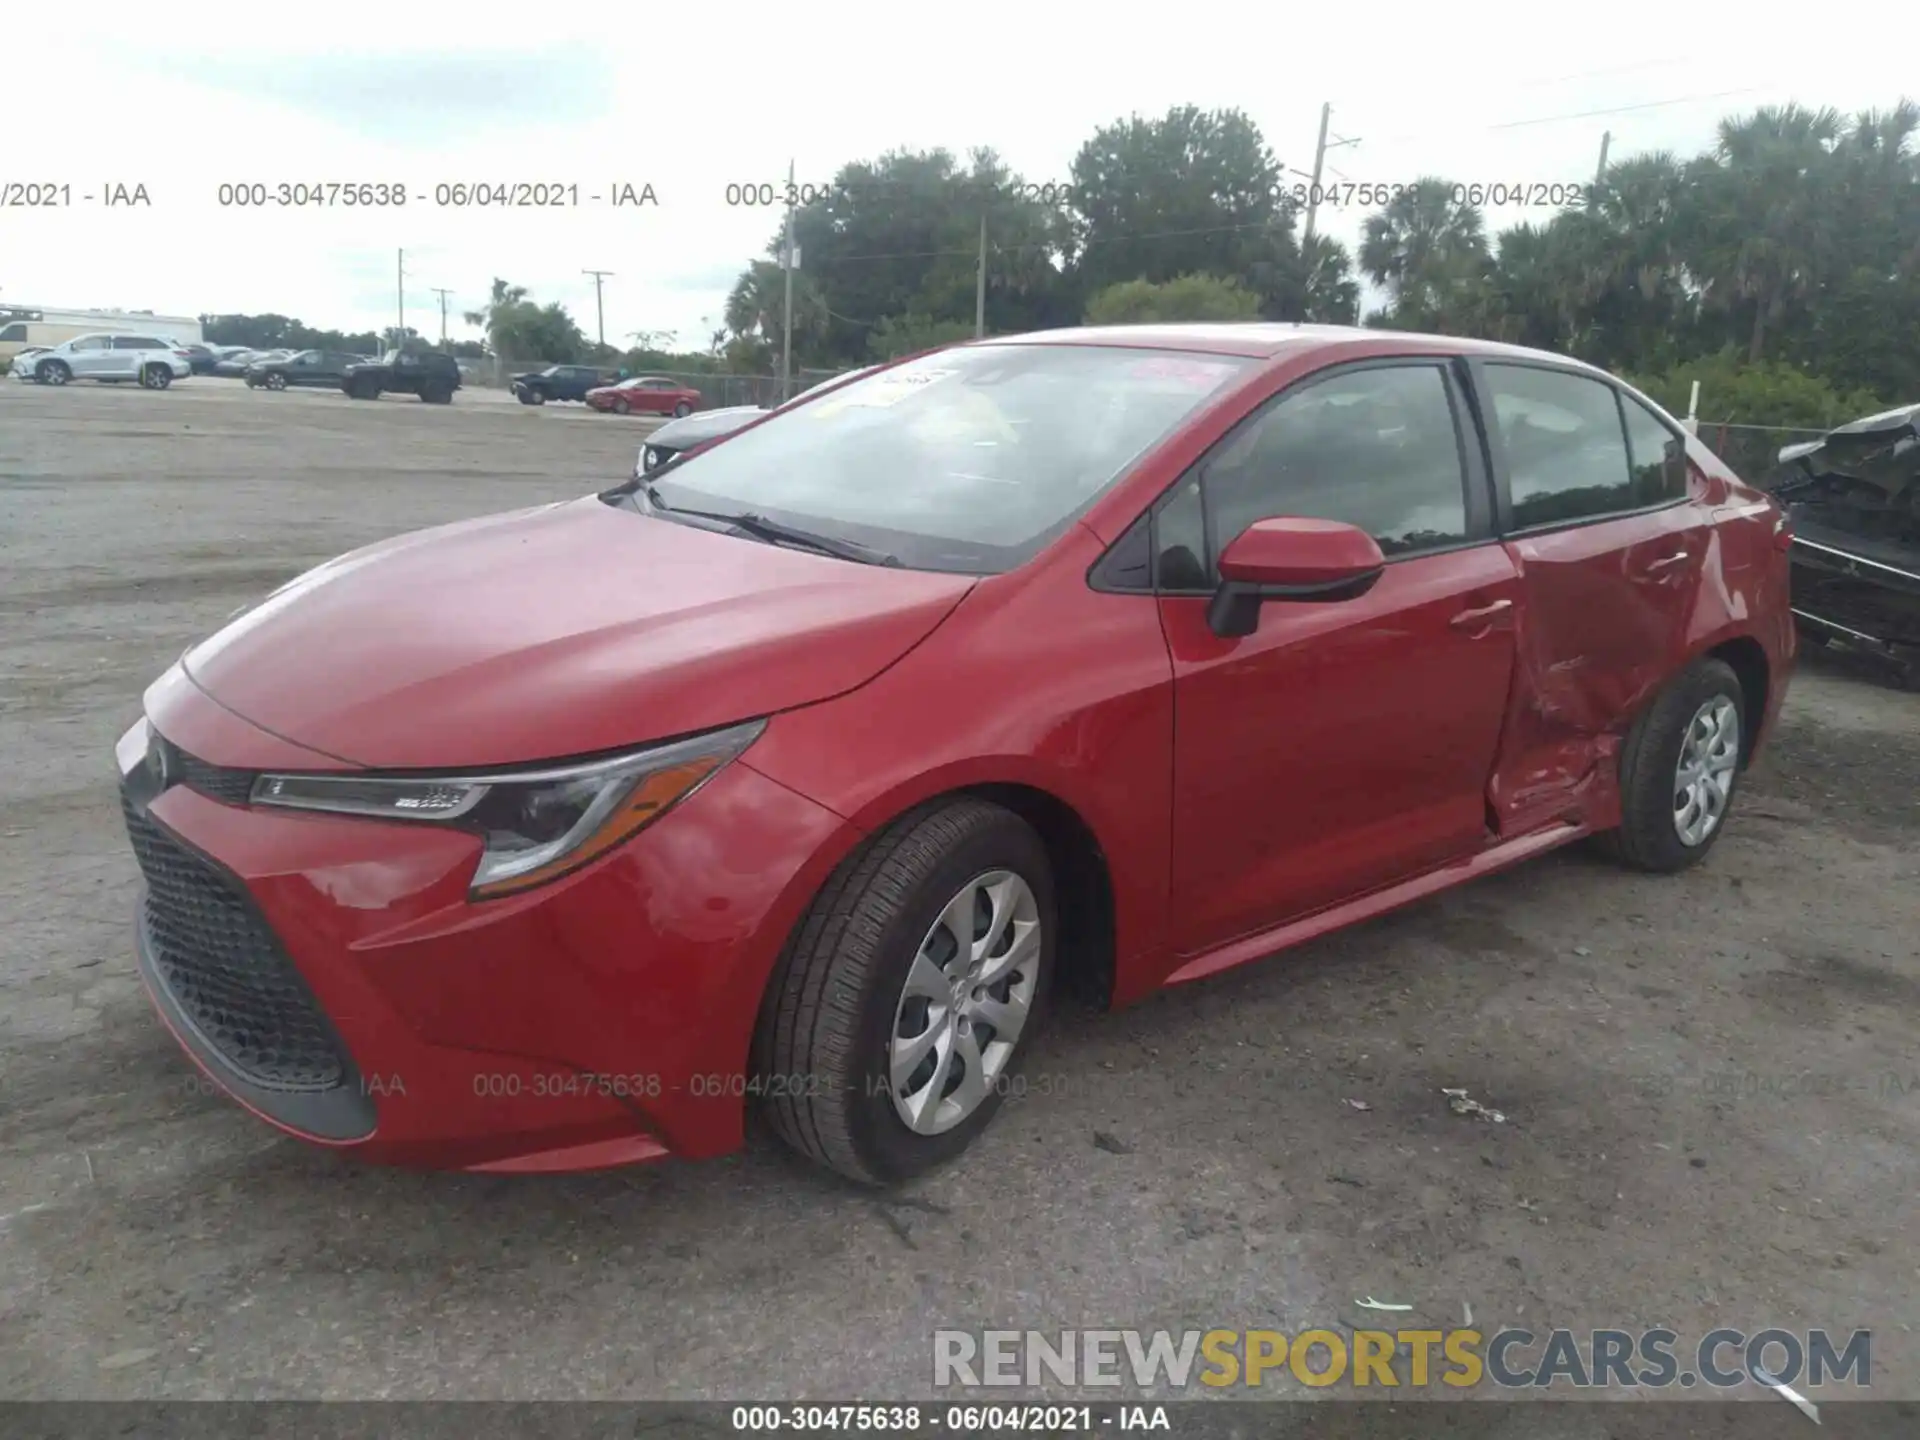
[14,333,195,389]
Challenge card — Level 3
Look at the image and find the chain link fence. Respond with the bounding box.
[1690,421,1830,482]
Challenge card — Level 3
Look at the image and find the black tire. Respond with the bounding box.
[1597,657,1747,873]
[141,365,172,390]
[265,371,287,391]
[37,359,71,386]
[672,400,692,418]
[522,387,546,406]
[421,387,452,404]
[754,797,1055,1186]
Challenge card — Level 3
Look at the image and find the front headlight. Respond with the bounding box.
[250,719,765,899]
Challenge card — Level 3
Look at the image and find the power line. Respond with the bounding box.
[1486,85,1778,131]
[1353,84,1783,148]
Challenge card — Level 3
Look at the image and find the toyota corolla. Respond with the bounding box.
[115,324,1795,1184]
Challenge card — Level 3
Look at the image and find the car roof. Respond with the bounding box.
[972,321,1610,373]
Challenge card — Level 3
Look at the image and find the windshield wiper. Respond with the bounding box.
[642,484,900,566]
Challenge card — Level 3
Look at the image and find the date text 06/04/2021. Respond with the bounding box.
[322,1070,1081,1102]
[723,180,1081,208]
[728,1404,1171,1432]
[1288,180,1592,208]
[209,181,660,208]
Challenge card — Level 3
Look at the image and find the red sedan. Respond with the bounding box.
[586,375,702,416]
[115,324,1794,1183]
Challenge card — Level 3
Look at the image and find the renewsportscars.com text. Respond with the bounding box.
[933,1327,1871,1390]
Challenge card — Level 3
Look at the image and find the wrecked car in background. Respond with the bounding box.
[1772,402,1920,688]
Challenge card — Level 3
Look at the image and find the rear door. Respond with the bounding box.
[1466,360,1709,834]
[1156,358,1521,955]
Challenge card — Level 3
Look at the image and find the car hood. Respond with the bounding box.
[649,406,767,449]
[181,495,975,769]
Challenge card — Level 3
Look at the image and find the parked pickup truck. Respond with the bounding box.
[342,350,461,404]
[512,364,614,405]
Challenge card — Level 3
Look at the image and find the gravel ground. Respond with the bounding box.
[1,378,1916,1416]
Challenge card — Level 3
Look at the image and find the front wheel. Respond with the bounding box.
[521,387,546,406]
[38,360,71,386]
[672,401,692,418]
[1598,657,1747,873]
[611,397,629,415]
[755,798,1055,1185]
[264,372,287,391]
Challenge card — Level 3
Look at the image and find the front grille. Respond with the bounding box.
[121,789,347,1092]
[152,732,258,806]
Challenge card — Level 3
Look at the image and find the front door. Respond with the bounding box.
[1158,359,1520,957]
[68,335,116,378]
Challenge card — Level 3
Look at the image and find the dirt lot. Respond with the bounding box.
[1,378,1917,1415]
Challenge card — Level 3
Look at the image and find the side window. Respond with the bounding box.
[1199,363,1472,565]
[1483,365,1636,528]
[1154,474,1209,590]
[111,336,144,349]
[1620,394,1688,506]
[72,336,109,353]
[0,323,26,341]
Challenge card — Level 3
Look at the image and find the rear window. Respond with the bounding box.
[646,344,1252,573]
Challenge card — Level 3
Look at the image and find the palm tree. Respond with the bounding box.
[462,279,529,357]
[1693,105,1845,361]
[1359,178,1492,325]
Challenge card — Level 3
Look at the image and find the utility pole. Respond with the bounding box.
[582,269,613,352]
[975,211,987,338]
[780,157,796,403]
[430,288,452,349]
[395,249,405,346]
[1301,103,1361,248]
[1591,131,1612,210]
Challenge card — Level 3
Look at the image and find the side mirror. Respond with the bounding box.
[1207,517,1386,639]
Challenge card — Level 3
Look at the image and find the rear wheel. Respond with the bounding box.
[421,386,452,404]
[141,365,172,390]
[755,798,1055,1185]
[1598,657,1746,873]
[38,360,71,386]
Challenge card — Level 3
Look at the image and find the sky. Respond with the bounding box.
[4,1,1913,355]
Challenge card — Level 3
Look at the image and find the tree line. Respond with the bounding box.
[207,97,1920,432]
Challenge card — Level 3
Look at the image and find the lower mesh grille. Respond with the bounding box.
[121,788,347,1092]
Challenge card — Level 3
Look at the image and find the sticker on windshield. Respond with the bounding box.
[1126,357,1240,387]
[808,367,958,415]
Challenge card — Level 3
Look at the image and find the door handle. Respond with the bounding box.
[1644,549,1691,573]
[1450,598,1513,630]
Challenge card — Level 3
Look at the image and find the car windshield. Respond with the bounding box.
[644,343,1251,573]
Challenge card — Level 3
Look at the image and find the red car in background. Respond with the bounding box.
[587,375,702,416]
[114,324,1794,1186]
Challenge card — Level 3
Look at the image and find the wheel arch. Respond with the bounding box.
[751,771,1121,1046]
[1702,634,1769,766]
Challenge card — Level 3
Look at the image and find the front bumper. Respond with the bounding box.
[119,667,855,1171]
